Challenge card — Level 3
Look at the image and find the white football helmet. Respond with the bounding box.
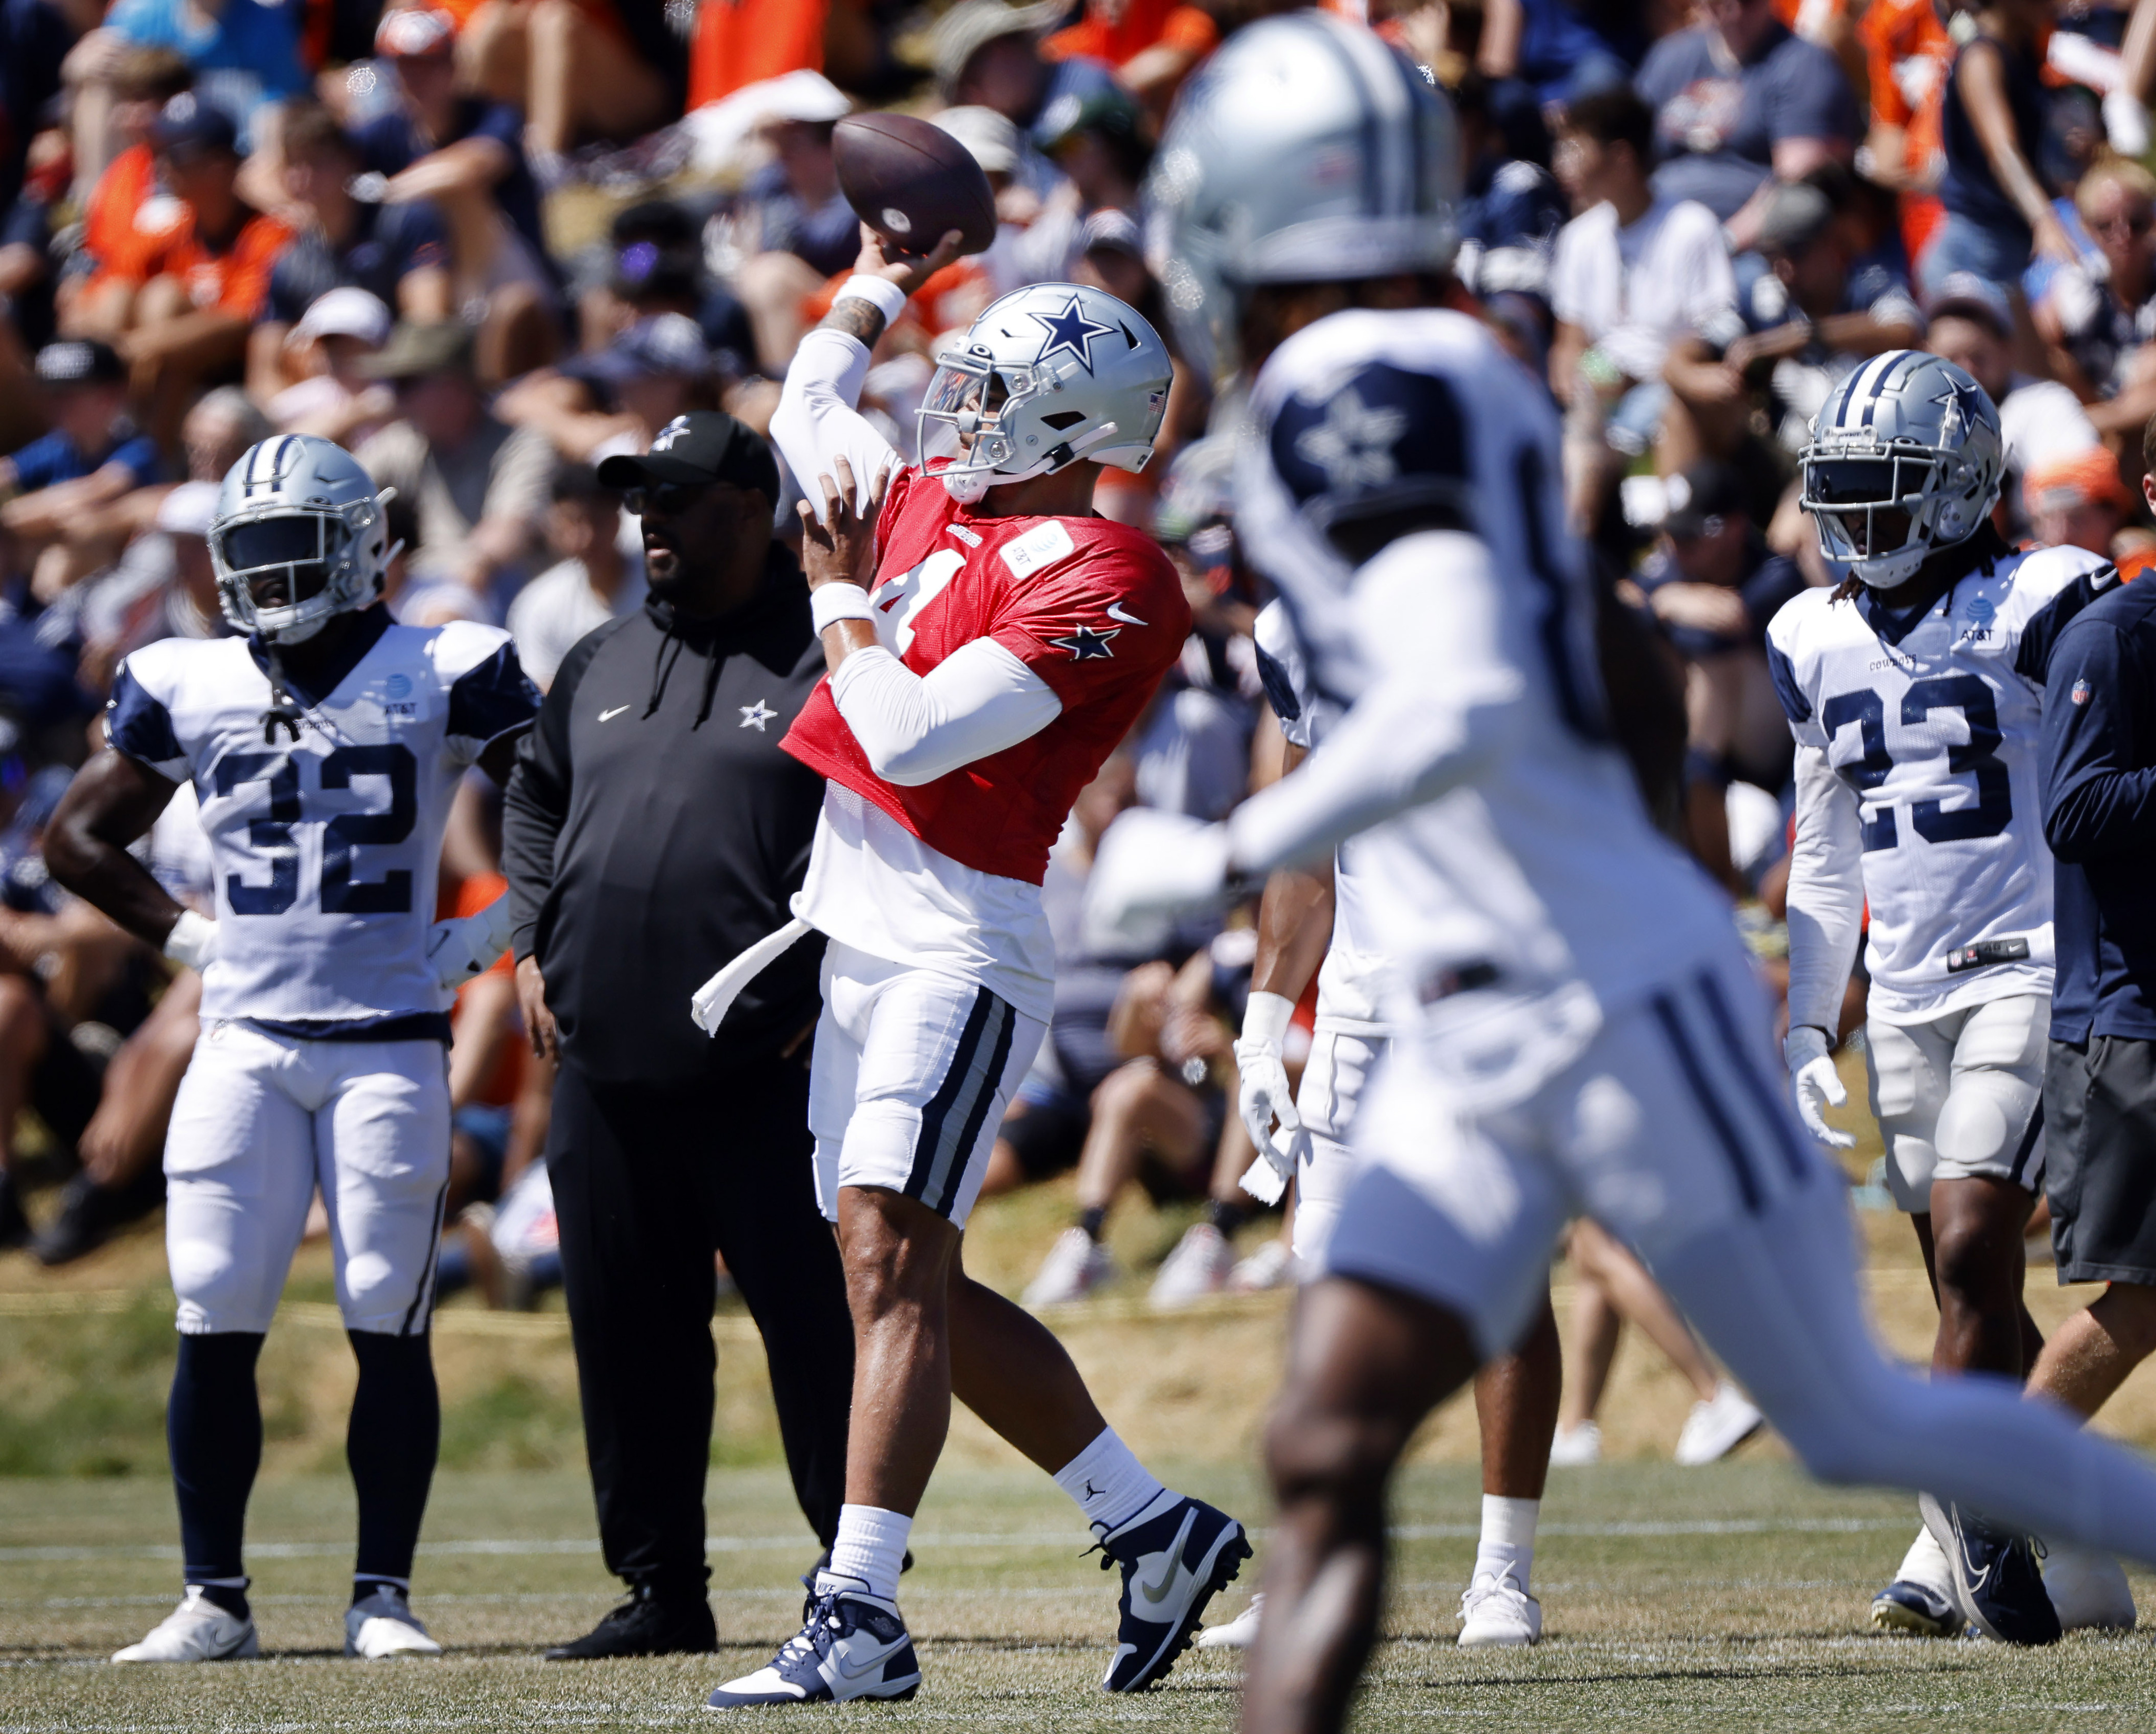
[208,434,396,642]
[1799,350,2005,590]
[919,283,1171,504]
[1143,10,1461,382]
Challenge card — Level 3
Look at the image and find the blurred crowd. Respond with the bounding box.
[1,0,2152,1443]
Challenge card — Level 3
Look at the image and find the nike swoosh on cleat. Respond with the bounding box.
[598,705,630,721]
[1139,1509,1199,1603]
[834,1644,904,1683]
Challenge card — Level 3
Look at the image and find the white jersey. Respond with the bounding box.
[1252,600,1389,1037]
[1765,542,2109,1025]
[107,609,538,1030]
[1231,308,1730,1063]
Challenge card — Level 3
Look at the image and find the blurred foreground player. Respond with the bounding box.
[46,434,536,1661]
[1108,18,2156,1734]
[695,241,1245,1706]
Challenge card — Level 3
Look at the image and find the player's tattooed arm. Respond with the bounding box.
[816,222,970,346]
[45,750,188,949]
[819,296,891,350]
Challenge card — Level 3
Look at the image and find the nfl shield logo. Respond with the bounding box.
[2072,678,2092,705]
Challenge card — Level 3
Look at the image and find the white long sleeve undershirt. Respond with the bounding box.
[1783,740,1866,1035]
[1226,531,1527,875]
[830,636,1062,785]
[771,327,897,513]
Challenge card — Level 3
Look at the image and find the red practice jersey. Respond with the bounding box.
[783,464,1190,885]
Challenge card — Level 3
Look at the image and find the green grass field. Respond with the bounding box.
[5,1461,2156,1732]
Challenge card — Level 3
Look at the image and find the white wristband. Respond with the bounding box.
[835,274,908,323]
[163,909,215,971]
[811,583,876,633]
[1240,989,1296,1051]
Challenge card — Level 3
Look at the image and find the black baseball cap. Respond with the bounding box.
[150,92,238,159]
[1663,460,1746,539]
[596,412,778,501]
[35,338,125,386]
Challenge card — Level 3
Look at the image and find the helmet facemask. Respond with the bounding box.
[1800,439,1995,590]
[918,345,1129,505]
[209,494,387,643]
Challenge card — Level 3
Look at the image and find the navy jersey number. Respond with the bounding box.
[1822,681,2012,849]
[212,745,417,914]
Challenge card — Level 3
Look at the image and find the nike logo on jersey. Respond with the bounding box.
[1104,601,1147,627]
[739,700,774,731]
[1049,625,1118,660]
[598,705,630,722]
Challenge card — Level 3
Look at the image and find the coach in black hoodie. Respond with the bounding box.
[503,413,851,1659]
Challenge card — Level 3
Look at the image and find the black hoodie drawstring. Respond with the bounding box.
[693,641,723,730]
[643,620,688,719]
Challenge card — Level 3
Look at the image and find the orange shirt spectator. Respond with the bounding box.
[688,0,827,111]
[81,142,190,290]
[136,204,292,316]
[1860,0,1953,263]
[1043,0,1217,69]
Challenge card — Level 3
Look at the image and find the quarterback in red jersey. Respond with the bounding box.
[698,232,1246,1712]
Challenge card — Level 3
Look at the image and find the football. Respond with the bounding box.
[833,112,998,261]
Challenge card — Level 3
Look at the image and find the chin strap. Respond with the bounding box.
[939,422,1123,504]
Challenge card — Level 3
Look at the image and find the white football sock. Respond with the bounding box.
[823,1504,911,1606]
[1053,1427,1166,1533]
[1895,1519,1954,1595]
[1473,1494,1540,1593]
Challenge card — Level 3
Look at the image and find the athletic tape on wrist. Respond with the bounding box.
[163,909,215,970]
[1240,989,1296,1051]
[812,584,876,632]
[835,275,908,323]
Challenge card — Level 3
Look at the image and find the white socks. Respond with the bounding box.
[1474,1494,1540,1593]
[823,1504,912,1606]
[1053,1427,1166,1533]
[1896,1520,1955,1596]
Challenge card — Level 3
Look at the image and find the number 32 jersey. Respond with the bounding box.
[106,607,538,1030]
[1765,543,2110,1020]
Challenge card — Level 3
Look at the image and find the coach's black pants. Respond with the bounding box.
[548,1057,852,1596]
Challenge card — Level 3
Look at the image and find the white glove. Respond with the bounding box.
[1234,990,1307,1206]
[426,893,515,992]
[1785,1024,1854,1150]
[1082,809,1234,953]
[2107,88,2152,158]
[162,909,217,971]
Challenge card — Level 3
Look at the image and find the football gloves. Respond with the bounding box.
[1234,990,1306,1205]
[1784,1024,1854,1150]
[162,909,218,971]
[427,894,516,992]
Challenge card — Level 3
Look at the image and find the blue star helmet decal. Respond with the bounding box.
[1929,371,1995,442]
[1048,624,1120,660]
[1030,294,1120,376]
[1268,362,1473,533]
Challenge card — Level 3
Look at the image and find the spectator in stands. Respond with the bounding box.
[729,81,860,373]
[935,0,1119,193]
[1665,177,1923,464]
[0,133,67,452]
[59,45,193,343]
[2042,157,2156,440]
[576,199,754,372]
[1925,272,2103,516]
[1927,0,2072,298]
[0,0,79,217]
[2024,449,2136,561]
[252,98,453,403]
[1549,88,1738,524]
[1,340,162,599]
[506,463,643,690]
[1634,0,1859,249]
[686,0,831,113]
[1451,70,1570,344]
[456,0,677,171]
[499,312,721,474]
[1858,0,1954,266]
[360,8,557,382]
[1007,85,1150,289]
[355,320,553,607]
[1041,0,1217,111]
[78,478,224,692]
[109,95,293,452]
[263,286,397,445]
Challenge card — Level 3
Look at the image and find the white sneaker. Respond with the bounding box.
[2044,1543,2138,1632]
[345,1585,444,1658]
[1548,1421,1601,1467]
[1195,1592,1264,1650]
[1457,1567,1542,1648]
[1151,1222,1235,1306]
[1023,1227,1113,1307]
[1227,1239,1300,1292]
[1674,1383,1762,1466]
[112,1587,259,1663]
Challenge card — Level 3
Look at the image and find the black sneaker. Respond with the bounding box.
[1918,1493,2061,1646]
[543,1586,717,1659]
[1093,1490,1251,1692]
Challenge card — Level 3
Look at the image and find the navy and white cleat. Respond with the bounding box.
[1919,1493,2061,1646]
[1869,1578,1962,1638]
[1094,1490,1251,1692]
[703,1582,921,1709]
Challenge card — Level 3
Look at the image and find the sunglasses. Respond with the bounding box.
[623,482,708,516]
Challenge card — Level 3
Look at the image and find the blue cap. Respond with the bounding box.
[151,92,238,159]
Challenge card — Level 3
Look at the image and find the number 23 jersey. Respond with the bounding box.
[106,608,538,1029]
[1765,542,2110,1020]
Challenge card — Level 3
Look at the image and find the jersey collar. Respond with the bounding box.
[247,603,393,707]
[1852,524,2008,647]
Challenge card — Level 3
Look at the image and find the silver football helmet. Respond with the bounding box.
[208,435,396,642]
[1143,11,1461,382]
[919,282,1171,504]
[1799,350,2005,590]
